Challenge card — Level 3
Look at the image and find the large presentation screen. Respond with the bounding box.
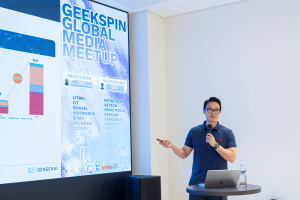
[0,0,131,185]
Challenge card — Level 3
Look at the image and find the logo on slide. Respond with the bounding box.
[101,165,113,170]
[95,165,100,172]
[37,166,58,172]
[87,165,94,173]
[28,167,36,173]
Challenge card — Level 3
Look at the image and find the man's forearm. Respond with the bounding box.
[171,145,188,159]
[216,146,237,163]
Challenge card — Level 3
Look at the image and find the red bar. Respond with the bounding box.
[0,107,8,114]
[30,92,43,115]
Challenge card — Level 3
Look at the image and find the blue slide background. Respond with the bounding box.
[0,0,60,22]
[0,29,55,57]
[61,0,131,177]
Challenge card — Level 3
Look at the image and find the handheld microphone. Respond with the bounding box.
[207,124,212,149]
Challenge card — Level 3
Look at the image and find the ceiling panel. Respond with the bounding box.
[143,0,244,17]
[95,0,245,17]
[111,0,172,10]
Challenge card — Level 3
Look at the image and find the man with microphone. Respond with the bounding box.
[159,97,237,200]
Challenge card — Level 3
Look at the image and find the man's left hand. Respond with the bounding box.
[206,133,217,147]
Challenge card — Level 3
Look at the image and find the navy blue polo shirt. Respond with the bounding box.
[185,121,237,183]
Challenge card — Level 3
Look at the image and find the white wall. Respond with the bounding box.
[147,11,170,200]
[164,0,300,200]
[129,11,152,176]
[130,11,169,200]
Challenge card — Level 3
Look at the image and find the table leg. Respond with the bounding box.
[219,196,227,200]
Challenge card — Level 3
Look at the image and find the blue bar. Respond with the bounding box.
[0,29,55,57]
[0,105,8,108]
[0,0,60,22]
[30,84,43,93]
[30,63,43,68]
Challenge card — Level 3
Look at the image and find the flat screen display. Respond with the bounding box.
[0,0,131,185]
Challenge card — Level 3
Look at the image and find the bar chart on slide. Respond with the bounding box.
[0,100,8,114]
[0,59,44,116]
[0,61,29,115]
[30,63,44,115]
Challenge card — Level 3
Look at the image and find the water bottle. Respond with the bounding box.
[239,164,247,186]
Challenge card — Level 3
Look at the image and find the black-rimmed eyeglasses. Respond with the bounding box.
[206,108,221,114]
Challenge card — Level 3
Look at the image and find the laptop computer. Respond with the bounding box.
[198,169,241,188]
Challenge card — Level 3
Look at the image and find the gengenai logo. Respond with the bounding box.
[37,167,58,172]
[28,166,58,173]
[28,167,36,173]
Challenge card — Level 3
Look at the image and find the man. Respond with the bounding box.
[159,97,237,200]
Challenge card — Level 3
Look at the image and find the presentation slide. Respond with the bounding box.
[0,0,130,185]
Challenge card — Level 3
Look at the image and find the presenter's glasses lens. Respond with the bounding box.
[207,108,220,114]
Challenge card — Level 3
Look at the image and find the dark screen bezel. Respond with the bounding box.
[0,0,132,199]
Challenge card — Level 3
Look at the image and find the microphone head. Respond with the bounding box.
[208,124,212,129]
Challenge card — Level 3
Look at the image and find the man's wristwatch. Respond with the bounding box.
[214,142,220,149]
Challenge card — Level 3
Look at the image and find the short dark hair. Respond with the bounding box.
[203,97,222,110]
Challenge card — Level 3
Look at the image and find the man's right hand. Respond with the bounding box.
[159,140,193,159]
[159,140,174,148]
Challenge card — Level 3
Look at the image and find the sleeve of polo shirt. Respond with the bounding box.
[226,130,237,148]
[184,128,194,148]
